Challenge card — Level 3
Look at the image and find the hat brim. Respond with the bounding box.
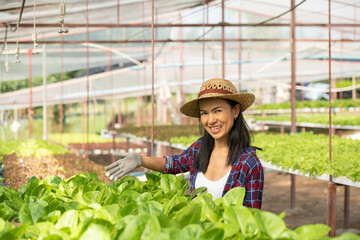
[180,93,255,118]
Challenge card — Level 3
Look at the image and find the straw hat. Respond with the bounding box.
[180,78,255,118]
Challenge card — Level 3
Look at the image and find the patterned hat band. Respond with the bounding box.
[198,88,233,98]
[180,78,255,118]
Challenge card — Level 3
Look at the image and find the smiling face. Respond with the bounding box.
[199,98,240,143]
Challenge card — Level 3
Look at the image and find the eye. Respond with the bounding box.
[215,109,222,113]
[200,112,207,116]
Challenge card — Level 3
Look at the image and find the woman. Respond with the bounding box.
[105,78,264,209]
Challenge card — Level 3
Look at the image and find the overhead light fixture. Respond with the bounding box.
[58,0,69,34]
[15,46,20,63]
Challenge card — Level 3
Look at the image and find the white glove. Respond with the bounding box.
[105,153,142,180]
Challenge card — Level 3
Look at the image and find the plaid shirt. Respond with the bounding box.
[163,138,264,209]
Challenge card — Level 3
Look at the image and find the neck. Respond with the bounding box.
[214,138,228,150]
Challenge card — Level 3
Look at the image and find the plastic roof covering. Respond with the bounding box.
[0,0,360,110]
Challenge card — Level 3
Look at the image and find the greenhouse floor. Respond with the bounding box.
[262,171,360,233]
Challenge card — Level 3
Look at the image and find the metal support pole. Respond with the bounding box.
[81,101,86,133]
[126,136,130,152]
[103,99,107,129]
[290,0,297,209]
[118,99,122,128]
[14,108,18,140]
[93,99,97,133]
[124,99,128,125]
[60,37,64,135]
[112,133,116,163]
[344,185,350,229]
[0,110,4,141]
[221,0,225,79]
[69,103,72,133]
[86,0,90,160]
[42,44,48,141]
[352,76,357,100]
[179,13,185,125]
[301,83,304,107]
[28,49,33,139]
[238,10,242,92]
[332,77,337,100]
[291,174,296,208]
[327,0,336,236]
[137,96,142,127]
[151,0,155,159]
[327,182,337,237]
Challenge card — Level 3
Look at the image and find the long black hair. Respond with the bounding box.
[193,99,259,173]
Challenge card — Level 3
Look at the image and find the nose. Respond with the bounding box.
[208,112,217,124]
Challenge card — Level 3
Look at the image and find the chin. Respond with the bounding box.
[209,133,224,140]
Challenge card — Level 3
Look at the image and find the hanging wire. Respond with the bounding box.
[194,0,307,42]
[58,0,69,34]
[256,0,306,25]
[0,24,9,54]
[14,0,26,63]
[1,25,10,72]
[32,0,39,55]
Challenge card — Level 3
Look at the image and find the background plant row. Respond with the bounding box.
[170,132,360,182]
[252,99,360,110]
[252,114,360,126]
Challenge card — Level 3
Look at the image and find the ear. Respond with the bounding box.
[233,104,241,119]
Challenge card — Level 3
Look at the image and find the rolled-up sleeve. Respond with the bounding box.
[163,139,202,174]
[244,161,264,209]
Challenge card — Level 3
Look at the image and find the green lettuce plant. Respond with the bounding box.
[0,173,358,240]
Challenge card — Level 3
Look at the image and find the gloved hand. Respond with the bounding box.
[105,153,142,180]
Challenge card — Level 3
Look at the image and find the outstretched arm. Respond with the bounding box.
[105,153,166,180]
[141,156,166,172]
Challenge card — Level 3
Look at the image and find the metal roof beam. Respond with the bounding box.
[2,38,360,44]
[3,23,360,28]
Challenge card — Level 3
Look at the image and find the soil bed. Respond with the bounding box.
[3,153,110,190]
[262,171,360,233]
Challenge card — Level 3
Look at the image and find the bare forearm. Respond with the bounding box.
[141,156,166,172]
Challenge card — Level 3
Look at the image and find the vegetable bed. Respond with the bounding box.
[169,132,360,182]
[0,173,358,240]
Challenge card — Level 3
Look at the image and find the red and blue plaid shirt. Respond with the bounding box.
[163,138,264,209]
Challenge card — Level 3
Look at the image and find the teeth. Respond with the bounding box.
[210,126,221,130]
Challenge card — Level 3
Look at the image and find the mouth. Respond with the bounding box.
[209,125,222,133]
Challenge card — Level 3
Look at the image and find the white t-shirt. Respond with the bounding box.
[194,169,231,199]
